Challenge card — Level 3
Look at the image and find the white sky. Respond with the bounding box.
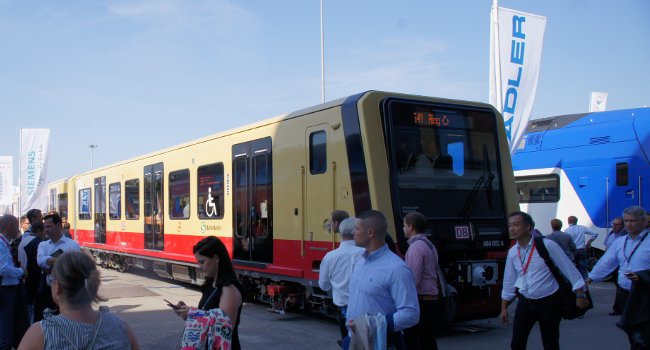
[1,0,649,182]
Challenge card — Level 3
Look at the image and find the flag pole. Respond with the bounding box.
[492,0,503,113]
[320,0,325,103]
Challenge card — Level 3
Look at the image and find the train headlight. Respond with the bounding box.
[471,262,498,286]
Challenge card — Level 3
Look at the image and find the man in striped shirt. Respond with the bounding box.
[403,211,439,350]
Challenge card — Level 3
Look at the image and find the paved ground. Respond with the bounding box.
[97,266,630,350]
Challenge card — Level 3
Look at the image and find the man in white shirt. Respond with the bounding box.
[34,213,80,321]
[0,214,25,350]
[565,216,599,279]
[319,215,364,344]
[587,206,650,349]
[501,211,588,350]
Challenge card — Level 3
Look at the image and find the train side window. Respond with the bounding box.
[616,162,628,186]
[310,131,327,174]
[78,188,92,220]
[169,169,190,219]
[198,163,224,219]
[109,182,121,220]
[125,179,140,220]
[514,175,560,203]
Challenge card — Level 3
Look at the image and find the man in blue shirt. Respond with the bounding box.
[0,214,25,350]
[346,210,419,349]
[587,206,650,348]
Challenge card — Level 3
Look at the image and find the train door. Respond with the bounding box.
[94,176,106,244]
[144,163,164,250]
[232,137,273,263]
[305,126,334,247]
[608,158,640,222]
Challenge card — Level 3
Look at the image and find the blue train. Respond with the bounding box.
[512,107,650,252]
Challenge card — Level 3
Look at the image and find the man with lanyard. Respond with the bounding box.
[603,217,628,316]
[35,213,80,321]
[0,215,26,350]
[587,206,650,348]
[501,211,588,350]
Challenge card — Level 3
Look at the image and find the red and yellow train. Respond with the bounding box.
[48,91,518,320]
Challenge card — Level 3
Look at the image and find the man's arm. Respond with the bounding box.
[388,265,420,332]
[587,241,619,283]
[404,243,424,285]
[585,228,599,247]
[0,249,24,279]
[36,241,52,269]
[317,255,332,291]
[546,239,585,291]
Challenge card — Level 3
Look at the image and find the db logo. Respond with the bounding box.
[455,226,471,240]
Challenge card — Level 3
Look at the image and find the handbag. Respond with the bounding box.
[436,265,458,328]
[534,236,593,320]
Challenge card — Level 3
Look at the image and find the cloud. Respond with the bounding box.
[323,35,483,101]
[107,0,259,38]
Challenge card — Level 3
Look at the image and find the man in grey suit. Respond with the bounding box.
[546,219,577,262]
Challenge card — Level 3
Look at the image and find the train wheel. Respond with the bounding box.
[118,260,129,273]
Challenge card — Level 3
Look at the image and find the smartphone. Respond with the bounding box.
[164,299,180,310]
[51,249,64,258]
[623,272,633,276]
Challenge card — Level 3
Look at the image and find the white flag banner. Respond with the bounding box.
[590,92,608,112]
[0,156,13,212]
[19,128,50,214]
[489,5,547,155]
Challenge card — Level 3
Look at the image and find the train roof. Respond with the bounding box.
[525,107,649,133]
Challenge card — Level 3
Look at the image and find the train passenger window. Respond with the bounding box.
[78,188,92,220]
[49,188,57,213]
[198,163,224,219]
[109,182,121,220]
[58,193,68,220]
[514,175,560,203]
[616,162,628,186]
[310,131,327,175]
[125,179,140,220]
[169,169,190,219]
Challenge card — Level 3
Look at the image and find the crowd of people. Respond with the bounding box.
[0,210,139,350]
[2,205,649,350]
[501,206,650,350]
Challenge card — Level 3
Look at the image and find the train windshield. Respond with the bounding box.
[384,100,505,219]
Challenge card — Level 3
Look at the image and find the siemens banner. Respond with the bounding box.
[489,5,546,155]
[20,128,50,214]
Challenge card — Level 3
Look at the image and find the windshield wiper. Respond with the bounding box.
[458,145,495,217]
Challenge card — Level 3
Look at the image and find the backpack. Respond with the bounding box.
[533,236,593,320]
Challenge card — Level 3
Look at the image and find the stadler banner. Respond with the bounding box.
[20,128,50,214]
[0,156,13,213]
[489,3,546,155]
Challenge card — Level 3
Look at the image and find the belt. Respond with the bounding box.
[418,294,438,301]
[518,291,558,304]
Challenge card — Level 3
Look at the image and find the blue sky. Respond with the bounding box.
[1,0,648,182]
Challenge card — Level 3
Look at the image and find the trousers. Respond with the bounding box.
[511,292,561,350]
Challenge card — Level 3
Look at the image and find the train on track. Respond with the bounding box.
[48,90,518,321]
[512,107,650,253]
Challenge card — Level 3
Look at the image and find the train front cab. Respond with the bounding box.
[349,92,519,320]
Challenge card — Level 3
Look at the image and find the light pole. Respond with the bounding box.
[88,144,98,169]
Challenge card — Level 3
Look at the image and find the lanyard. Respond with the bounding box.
[517,240,536,274]
[624,231,648,264]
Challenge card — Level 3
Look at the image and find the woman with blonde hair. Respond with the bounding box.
[18,251,139,350]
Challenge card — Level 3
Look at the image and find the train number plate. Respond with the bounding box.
[454,226,471,240]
